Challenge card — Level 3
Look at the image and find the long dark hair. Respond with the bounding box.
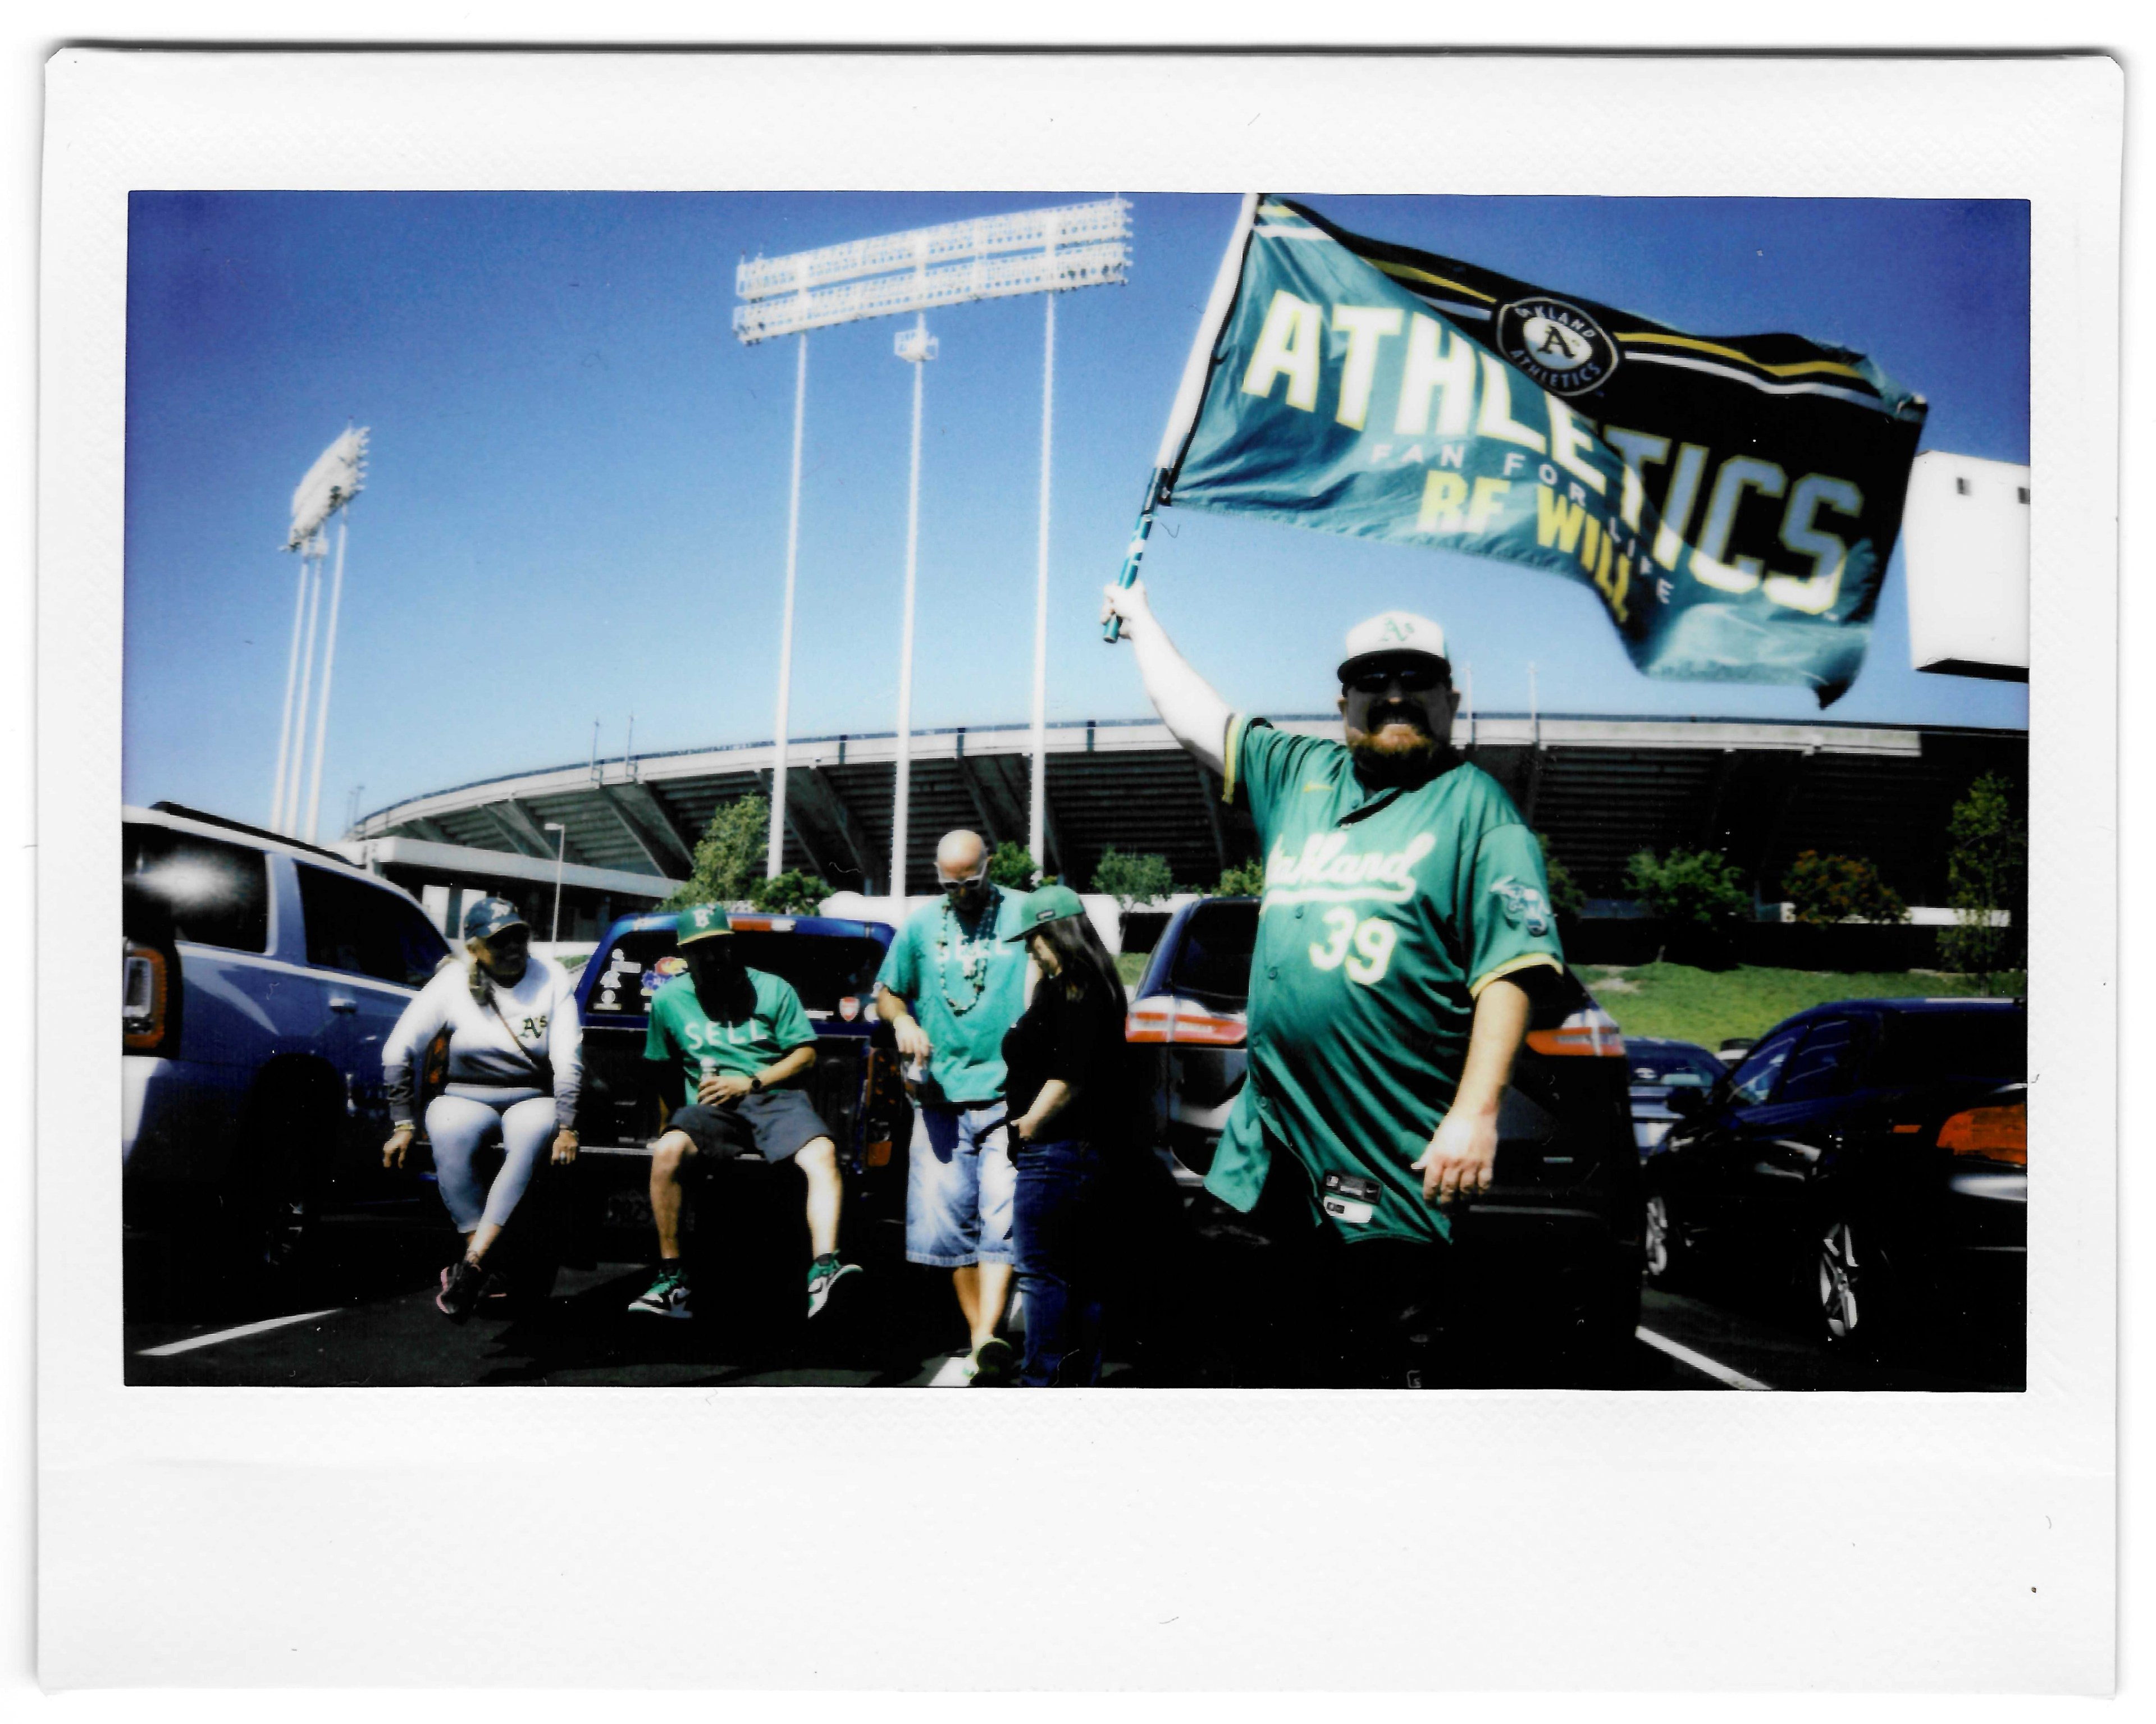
[1032,911,1126,1016]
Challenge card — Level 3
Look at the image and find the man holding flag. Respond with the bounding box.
[1097,194,1928,1383]
[1103,581,1564,1387]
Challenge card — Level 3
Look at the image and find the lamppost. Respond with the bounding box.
[545,821,567,943]
[734,198,1132,893]
[275,426,368,838]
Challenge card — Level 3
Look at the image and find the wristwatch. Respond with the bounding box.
[748,1074,765,1094]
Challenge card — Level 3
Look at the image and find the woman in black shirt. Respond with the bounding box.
[999,885,1135,1386]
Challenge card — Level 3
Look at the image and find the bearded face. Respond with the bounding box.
[1339,657,1459,781]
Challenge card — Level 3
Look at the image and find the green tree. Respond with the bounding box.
[1782,850,1908,926]
[985,840,1039,891]
[1533,830,1587,921]
[750,868,833,915]
[1939,774,2027,991]
[1090,846,1176,911]
[663,794,770,911]
[1626,847,1752,931]
[1213,856,1266,898]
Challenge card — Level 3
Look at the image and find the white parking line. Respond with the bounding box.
[1636,1325,1774,1391]
[137,1307,341,1358]
[928,1352,973,1387]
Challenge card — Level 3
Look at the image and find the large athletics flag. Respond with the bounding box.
[1131,196,1929,706]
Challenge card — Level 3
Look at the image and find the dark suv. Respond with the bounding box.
[1126,895,1643,1382]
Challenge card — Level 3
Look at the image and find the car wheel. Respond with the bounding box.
[1816,1213,1892,1354]
[1643,1192,1685,1286]
[225,1071,335,1287]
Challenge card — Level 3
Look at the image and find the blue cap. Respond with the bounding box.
[462,897,529,941]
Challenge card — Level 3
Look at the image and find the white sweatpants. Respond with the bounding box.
[425,1088,556,1232]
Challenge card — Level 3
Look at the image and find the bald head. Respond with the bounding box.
[935,830,987,877]
[935,830,992,913]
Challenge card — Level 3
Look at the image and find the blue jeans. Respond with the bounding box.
[1012,1138,1109,1387]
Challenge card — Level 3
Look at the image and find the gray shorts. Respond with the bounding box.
[664,1091,832,1166]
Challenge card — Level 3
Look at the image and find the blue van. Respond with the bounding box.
[566,908,910,1233]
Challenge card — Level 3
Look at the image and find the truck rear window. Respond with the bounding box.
[584,929,887,1019]
[123,822,270,953]
[1167,900,1259,1010]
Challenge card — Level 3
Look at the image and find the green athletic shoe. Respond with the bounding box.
[627,1268,693,1319]
[805,1253,861,1318]
[966,1336,1015,1386]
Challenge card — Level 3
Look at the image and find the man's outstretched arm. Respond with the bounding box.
[1102,578,1233,778]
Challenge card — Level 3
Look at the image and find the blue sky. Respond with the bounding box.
[122,191,2029,831]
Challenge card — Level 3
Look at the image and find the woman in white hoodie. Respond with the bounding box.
[381,897,583,1320]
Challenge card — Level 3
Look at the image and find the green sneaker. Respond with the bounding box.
[966,1336,1015,1386]
[805,1253,861,1318]
[627,1268,693,1319]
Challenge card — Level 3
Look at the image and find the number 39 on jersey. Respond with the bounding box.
[1309,907,1398,985]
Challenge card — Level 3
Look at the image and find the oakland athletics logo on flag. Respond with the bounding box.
[1143,197,1929,707]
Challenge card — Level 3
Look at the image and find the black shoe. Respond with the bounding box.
[436,1257,487,1323]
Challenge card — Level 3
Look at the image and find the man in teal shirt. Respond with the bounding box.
[627,903,860,1321]
[875,829,1031,1383]
[1103,583,1565,1384]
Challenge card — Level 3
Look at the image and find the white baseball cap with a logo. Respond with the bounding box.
[1337,610,1451,684]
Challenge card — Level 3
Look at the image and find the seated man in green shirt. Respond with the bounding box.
[1103,583,1566,1385]
[628,903,860,1321]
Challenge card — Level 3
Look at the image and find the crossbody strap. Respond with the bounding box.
[482,985,551,1081]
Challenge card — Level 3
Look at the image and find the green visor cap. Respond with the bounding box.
[1003,884,1087,941]
[675,903,735,945]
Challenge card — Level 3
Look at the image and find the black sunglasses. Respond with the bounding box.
[1344,662,1449,696]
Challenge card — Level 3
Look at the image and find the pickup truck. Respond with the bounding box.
[1125,894,1645,1383]
[560,908,911,1246]
[123,802,452,1285]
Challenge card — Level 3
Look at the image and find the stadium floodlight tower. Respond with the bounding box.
[734,197,1133,895]
[273,426,368,839]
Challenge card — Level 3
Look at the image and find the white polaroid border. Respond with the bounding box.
[38,51,2119,1691]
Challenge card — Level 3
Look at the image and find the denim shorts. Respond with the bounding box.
[905,1102,1016,1268]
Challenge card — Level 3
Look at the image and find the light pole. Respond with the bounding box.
[733,199,1132,886]
[545,821,567,943]
[276,427,368,835]
[890,314,935,898]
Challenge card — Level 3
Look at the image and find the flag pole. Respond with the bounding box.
[1101,192,1260,644]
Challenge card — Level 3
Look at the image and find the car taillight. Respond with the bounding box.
[122,944,167,1052]
[1125,994,1246,1048]
[1525,1001,1627,1058]
[1938,1103,2026,1165]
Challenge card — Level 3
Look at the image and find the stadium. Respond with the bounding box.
[339,707,2028,956]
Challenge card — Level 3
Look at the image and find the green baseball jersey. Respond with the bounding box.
[643,968,815,1106]
[874,885,1030,1104]
[1208,717,1565,1245]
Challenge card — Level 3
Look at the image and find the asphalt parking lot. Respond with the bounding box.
[122,1183,2024,1392]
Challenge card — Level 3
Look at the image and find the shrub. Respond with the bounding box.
[1782,850,1909,926]
[1625,847,1751,930]
[1091,846,1176,911]
[1533,830,1587,920]
[985,841,1039,891]
[1213,856,1266,898]
[750,868,832,916]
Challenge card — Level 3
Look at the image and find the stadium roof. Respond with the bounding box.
[350,713,2027,902]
